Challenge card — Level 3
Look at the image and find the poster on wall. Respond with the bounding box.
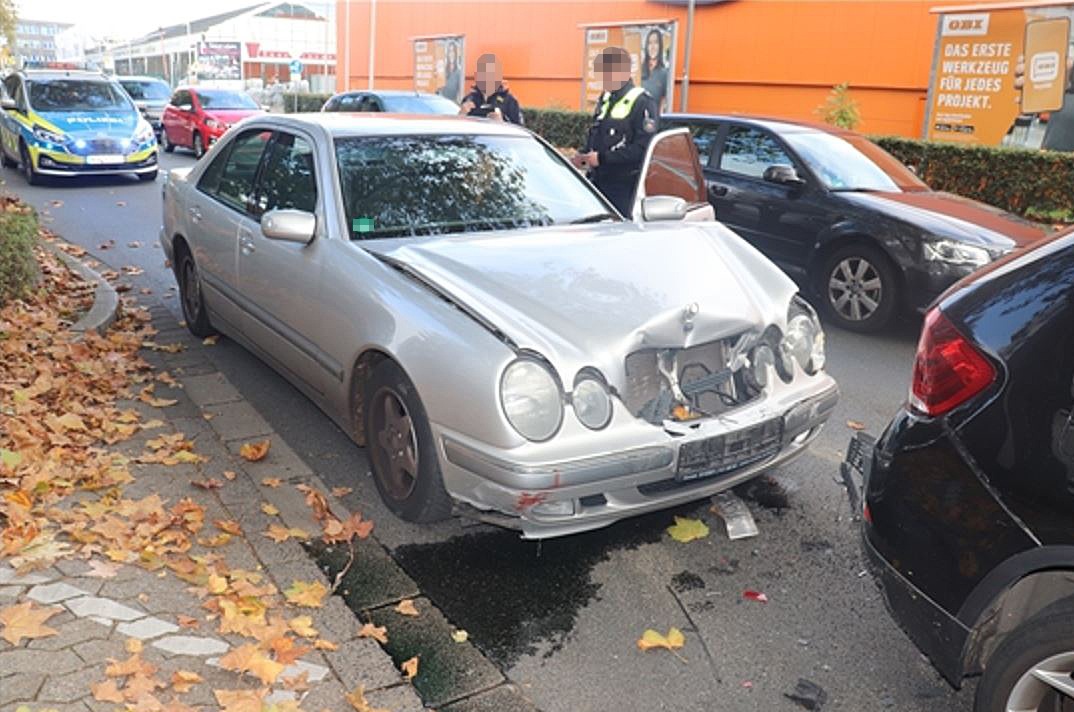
[581,20,677,114]
[926,4,1074,150]
[195,42,242,82]
[413,35,465,104]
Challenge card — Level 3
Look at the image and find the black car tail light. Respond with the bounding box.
[909,308,996,417]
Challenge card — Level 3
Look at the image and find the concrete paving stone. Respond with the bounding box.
[87,616,115,629]
[247,527,311,569]
[0,565,55,586]
[160,349,213,372]
[60,578,106,596]
[313,539,420,612]
[53,559,94,577]
[27,581,89,604]
[151,634,229,657]
[225,434,314,481]
[279,656,331,683]
[27,618,110,651]
[258,484,325,536]
[36,664,106,704]
[0,672,45,706]
[440,684,543,712]
[293,677,350,711]
[181,372,243,407]
[0,648,84,676]
[366,683,428,712]
[0,584,25,599]
[65,595,147,621]
[215,470,263,507]
[265,689,299,705]
[202,401,274,446]
[116,616,180,640]
[258,555,326,593]
[322,636,404,692]
[312,594,363,645]
[172,361,218,377]
[71,636,128,664]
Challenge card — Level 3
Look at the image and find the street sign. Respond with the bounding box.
[289,59,303,74]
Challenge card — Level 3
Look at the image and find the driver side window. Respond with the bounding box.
[197,129,272,212]
[719,126,792,179]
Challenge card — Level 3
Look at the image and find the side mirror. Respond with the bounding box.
[261,209,315,244]
[1,98,17,111]
[178,103,193,112]
[640,195,689,222]
[763,164,805,188]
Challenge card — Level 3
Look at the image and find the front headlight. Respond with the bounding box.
[32,125,67,144]
[134,120,155,144]
[923,239,993,268]
[571,374,612,430]
[501,358,563,442]
[779,296,826,377]
[205,118,224,130]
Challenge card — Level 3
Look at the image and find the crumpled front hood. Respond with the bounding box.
[37,111,138,138]
[364,221,798,381]
[204,109,263,125]
[839,190,1048,249]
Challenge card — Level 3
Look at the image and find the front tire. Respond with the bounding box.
[1,147,17,168]
[818,243,898,333]
[137,169,158,182]
[176,246,216,338]
[19,143,41,186]
[974,598,1074,712]
[160,130,175,153]
[363,360,452,523]
[192,132,205,159]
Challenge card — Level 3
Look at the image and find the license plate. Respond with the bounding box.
[87,154,124,165]
[676,418,783,482]
[843,432,876,477]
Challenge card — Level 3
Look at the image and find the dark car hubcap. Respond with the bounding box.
[1006,651,1074,712]
[370,388,419,500]
[829,257,882,322]
[181,259,202,321]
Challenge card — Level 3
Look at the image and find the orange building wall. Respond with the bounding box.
[336,0,989,137]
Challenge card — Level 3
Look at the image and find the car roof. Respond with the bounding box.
[22,69,112,82]
[664,112,857,137]
[115,75,169,83]
[332,89,450,99]
[252,112,528,138]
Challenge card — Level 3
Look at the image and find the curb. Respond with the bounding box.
[41,239,120,335]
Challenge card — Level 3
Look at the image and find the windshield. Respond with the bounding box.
[382,94,459,115]
[336,134,614,239]
[120,80,170,101]
[28,79,132,112]
[197,90,258,110]
[783,131,928,192]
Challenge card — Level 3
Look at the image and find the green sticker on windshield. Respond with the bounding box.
[352,217,375,234]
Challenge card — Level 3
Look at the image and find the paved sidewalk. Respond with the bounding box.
[1,300,424,711]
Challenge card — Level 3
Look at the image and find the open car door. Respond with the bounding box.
[632,127,715,223]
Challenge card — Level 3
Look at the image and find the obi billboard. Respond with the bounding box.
[926,3,1074,150]
[413,35,466,103]
[195,42,242,82]
[581,20,677,114]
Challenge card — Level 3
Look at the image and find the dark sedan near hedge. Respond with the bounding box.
[843,227,1074,711]
[663,114,1048,332]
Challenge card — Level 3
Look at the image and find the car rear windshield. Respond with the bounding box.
[381,94,459,114]
[197,90,258,110]
[28,79,132,112]
[335,134,614,239]
[120,80,171,101]
[783,131,929,192]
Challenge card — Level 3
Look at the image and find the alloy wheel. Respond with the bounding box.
[369,387,419,500]
[1006,651,1074,712]
[828,256,883,322]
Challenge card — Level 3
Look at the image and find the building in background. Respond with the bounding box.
[102,1,335,91]
[336,0,1004,137]
[11,18,73,65]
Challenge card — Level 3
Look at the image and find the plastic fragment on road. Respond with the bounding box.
[742,589,768,604]
[784,678,829,710]
[710,491,759,540]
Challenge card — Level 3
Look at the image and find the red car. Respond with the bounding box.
[160,87,264,158]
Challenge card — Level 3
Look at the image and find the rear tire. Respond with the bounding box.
[974,597,1074,712]
[363,360,452,523]
[175,245,216,339]
[161,130,175,153]
[1,149,16,168]
[817,243,898,333]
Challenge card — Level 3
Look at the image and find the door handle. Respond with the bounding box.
[188,206,201,223]
[239,234,256,255]
[708,184,729,198]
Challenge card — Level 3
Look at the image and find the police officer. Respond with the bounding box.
[460,53,524,125]
[572,46,659,216]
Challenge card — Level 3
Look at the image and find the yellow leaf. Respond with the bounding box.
[0,602,60,645]
[261,502,280,516]
[451,629,469,643]
[207,574,229,595]
[218,643,285,685]
[203,335,219,346]
[126,638,143,654]
[240,440,271,462]
[284,580,328,608]
[331,486,353,497]
[174,450,205,464]
[346,685,391,712]
[666,516,709,543]
[214,688,265,712]
[171,669,203,693]
[261,477,282,488]
[91,679,125,703]
[264,524,309,543]
[216,519,243,535]
[394,599,419,617]
[313,639,338,651]
[199,532,232,548]
[637,627,686,652]
[54,412,87,431]
[287,615,318,638]
[401,655,419,681]
[223,469,237,480]
[358,622,388,644]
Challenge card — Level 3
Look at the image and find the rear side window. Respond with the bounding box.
[252,132,318,216]
[198,128,272,211]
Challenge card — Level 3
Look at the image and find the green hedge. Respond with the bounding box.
[0,201,39,307]
[519,107,1074,221]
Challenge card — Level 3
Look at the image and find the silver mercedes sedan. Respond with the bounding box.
[160,113,838,538]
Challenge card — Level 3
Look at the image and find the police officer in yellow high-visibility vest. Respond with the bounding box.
[572,47,659,216]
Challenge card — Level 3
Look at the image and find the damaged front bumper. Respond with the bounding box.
[437,373,839,538]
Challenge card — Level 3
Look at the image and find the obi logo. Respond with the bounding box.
[1030,51,1060,83]
[942,13,990,36]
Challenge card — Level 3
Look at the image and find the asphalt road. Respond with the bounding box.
[9,152,976,712]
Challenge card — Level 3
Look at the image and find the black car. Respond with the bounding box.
[321,89,459,115]
[663,114,1048,332]
[843,228,1074,711]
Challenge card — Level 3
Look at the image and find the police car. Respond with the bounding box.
[1,67,158,185]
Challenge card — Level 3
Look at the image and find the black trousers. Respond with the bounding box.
[593,176,637,218]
